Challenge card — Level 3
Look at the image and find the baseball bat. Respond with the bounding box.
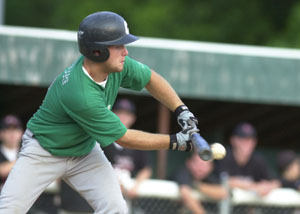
[190,132,212,161]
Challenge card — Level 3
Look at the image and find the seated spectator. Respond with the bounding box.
[173,152,228,214]
[0,114,23,189]
[215,122,280,197]
[277,150,300,190]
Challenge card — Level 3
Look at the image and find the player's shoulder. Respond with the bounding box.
[59,57,104,110]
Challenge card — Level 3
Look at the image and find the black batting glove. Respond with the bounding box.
[175,105,198,131]
[169,127,199,152]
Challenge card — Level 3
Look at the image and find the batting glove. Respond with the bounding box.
[169,127,199,152]
[175,105,198,131]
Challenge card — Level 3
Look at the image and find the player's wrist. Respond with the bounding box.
[169,133,193,152]
[174,105,189,118]
[169,134,178,150]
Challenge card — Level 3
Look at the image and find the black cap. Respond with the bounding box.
[232,122,257,138]
[113,99,136,114]
[0,114,23,130]
[277,150,298,173]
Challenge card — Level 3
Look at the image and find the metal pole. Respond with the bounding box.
[0,0,5,25]
[219,172,231,214]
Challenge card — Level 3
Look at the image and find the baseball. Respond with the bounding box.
[211,143,226,160]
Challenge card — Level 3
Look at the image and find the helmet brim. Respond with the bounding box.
[97,34,139,46]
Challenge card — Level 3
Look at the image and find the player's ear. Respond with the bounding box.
[93,50,101,56]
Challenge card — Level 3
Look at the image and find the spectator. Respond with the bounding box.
[277,150,300,190]
[215,122,280,197]
[0,114,23,189]
[103,98,152,199]
[173,152,228,214]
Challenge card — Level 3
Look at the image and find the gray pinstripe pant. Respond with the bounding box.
[0,129,127,214]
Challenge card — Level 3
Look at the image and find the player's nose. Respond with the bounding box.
[123,46,128,56]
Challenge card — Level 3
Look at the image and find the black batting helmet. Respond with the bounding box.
[78,11,139,62]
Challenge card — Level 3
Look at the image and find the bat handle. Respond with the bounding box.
[190,132,212,161]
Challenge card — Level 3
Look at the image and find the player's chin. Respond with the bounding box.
[110,65,124,73]
[116,64,125,72]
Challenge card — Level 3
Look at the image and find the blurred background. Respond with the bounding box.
[1,0,300,213]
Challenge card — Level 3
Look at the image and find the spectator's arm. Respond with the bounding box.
[229,177,280,196]
[125,167,152,199]
[0,161,15,178]
[180,185,206,214]
[197,182,228,200]
[251,180,281,196]
[228,176,254,190]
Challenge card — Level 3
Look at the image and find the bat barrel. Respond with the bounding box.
[190,133,212,161]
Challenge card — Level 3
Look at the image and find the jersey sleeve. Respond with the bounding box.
[121,56,151,91]
[63,99,127,147]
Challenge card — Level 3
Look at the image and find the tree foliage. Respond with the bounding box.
[4,0,300,48]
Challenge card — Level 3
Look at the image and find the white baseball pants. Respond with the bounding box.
[0,129,127,214]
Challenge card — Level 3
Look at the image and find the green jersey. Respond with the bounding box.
[27,56,151,156]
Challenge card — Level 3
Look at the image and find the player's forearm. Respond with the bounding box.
[146,70,184,111]
[116,129,170,150]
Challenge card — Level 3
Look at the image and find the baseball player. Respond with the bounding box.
[0,11,199,214]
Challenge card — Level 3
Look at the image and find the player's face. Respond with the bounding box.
[105,45,128,72]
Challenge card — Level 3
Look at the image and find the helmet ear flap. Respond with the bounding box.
[91,45,110,62]
[79,43,110,62]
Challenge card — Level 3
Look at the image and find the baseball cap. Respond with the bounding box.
[232,122,257,138]
[0,114,23,130]
[113,99,136,114]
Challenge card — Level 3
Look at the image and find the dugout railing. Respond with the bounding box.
[46,178,300,214]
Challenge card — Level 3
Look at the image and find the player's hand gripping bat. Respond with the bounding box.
[190,132,213,161]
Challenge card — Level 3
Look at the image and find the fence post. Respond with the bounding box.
[219,172,231,214]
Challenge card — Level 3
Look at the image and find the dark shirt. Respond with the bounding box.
[60,180,94,213]
[280,177,300,190]
[173,165,220,187]
[103,143,152,177]
[0,150,8,186]
[215,149,275,182]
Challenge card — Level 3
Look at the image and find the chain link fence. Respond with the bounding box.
[37,179,300,214]
[128,196,300,214]
[125,179,300,214]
